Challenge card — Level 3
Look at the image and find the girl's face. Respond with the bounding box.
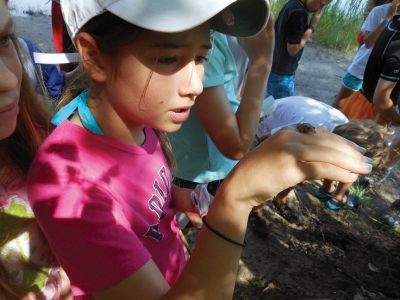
[101,22,211,134]
[0,1,22,140]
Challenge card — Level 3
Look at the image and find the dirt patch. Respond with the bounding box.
[295,44,353,104]
[236,181,400,300]
[14,13,400,300]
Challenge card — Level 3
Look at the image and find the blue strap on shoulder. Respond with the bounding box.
[51,90,105,135]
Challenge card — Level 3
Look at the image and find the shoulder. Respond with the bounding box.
[34,122,83,162]
[204,33,227,81]
[207,32,231,67]
[28,122,98,193]
[287,9,308,22]
[282,0,307,12]
[369,3,390,18]
[204,32,236,87]
[363,4,390,30]
[285,0,308,16]
[276,1,307,26]
[283,2,308,28]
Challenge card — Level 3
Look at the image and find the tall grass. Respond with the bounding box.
[270,0,367,53]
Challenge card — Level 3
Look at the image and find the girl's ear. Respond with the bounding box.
[75,32,108,82]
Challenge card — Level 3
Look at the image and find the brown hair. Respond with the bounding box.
[0,36,51,182]
[58,12,176,168]
[0,31,51,300]
[333,120,393,172]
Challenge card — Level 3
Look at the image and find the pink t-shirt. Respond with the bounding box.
[28,121,185,297]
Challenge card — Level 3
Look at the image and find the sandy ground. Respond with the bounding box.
[14,14,54,53]
[14,14,400,300]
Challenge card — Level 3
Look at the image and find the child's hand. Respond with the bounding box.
[222,126,372,208]
[172,186,203,228]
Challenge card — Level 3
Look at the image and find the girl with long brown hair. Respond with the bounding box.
[0,0,70,298]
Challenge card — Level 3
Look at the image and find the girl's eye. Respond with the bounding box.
[0,35,12,48]
[157,57,178,64]
[195,56,208,64]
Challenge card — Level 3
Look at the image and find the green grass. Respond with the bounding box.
[349,183,372,205]
[270,0,367,53]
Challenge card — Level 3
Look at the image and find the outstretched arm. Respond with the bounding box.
[95,128,372,300]
[194,16,275,160]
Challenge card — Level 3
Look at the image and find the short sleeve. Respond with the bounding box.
[286,10,309,44]
[381,48,400,82]
[28,166,151,295]
[361,4,387,33]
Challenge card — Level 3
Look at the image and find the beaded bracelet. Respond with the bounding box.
[202,216,247,247]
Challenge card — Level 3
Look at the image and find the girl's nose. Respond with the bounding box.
[0,58,20,93]
[181,61,204,98]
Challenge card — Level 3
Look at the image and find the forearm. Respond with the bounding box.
[378,106,400,125]
[288,10,320,56]
[364,24,387,48]
[233,62,271,157]
[288,28,313,56]
[373,84,400,125]
[164,181,251,300]
[224,20,275,158]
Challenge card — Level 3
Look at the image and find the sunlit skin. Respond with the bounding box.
[74,22,211,146]
[0,0,22,140]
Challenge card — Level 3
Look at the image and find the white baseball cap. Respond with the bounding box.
[60,0,270,40]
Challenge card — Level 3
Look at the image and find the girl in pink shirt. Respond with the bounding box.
[27,0,373,299]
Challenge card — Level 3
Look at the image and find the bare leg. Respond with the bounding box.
[321,179,336,194]
[332,85,354,108]
[386,136,400,167]
[273,187,303,223]
[252,187,292,216]
[331,182,353,204]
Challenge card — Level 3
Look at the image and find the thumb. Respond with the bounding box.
[185,211,203,229]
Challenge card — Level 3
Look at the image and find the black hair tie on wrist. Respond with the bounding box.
[202,216,247,247]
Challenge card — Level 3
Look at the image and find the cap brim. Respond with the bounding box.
[212,0,270,37]
[105,0,269,37]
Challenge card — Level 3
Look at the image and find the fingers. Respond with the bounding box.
[228,127,373,208]
[275,128,373,174]
[279,127,366,160]
[293,143,372,176]
[297,160,359,184]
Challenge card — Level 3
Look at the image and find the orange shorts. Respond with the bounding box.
[339,91,387,125]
